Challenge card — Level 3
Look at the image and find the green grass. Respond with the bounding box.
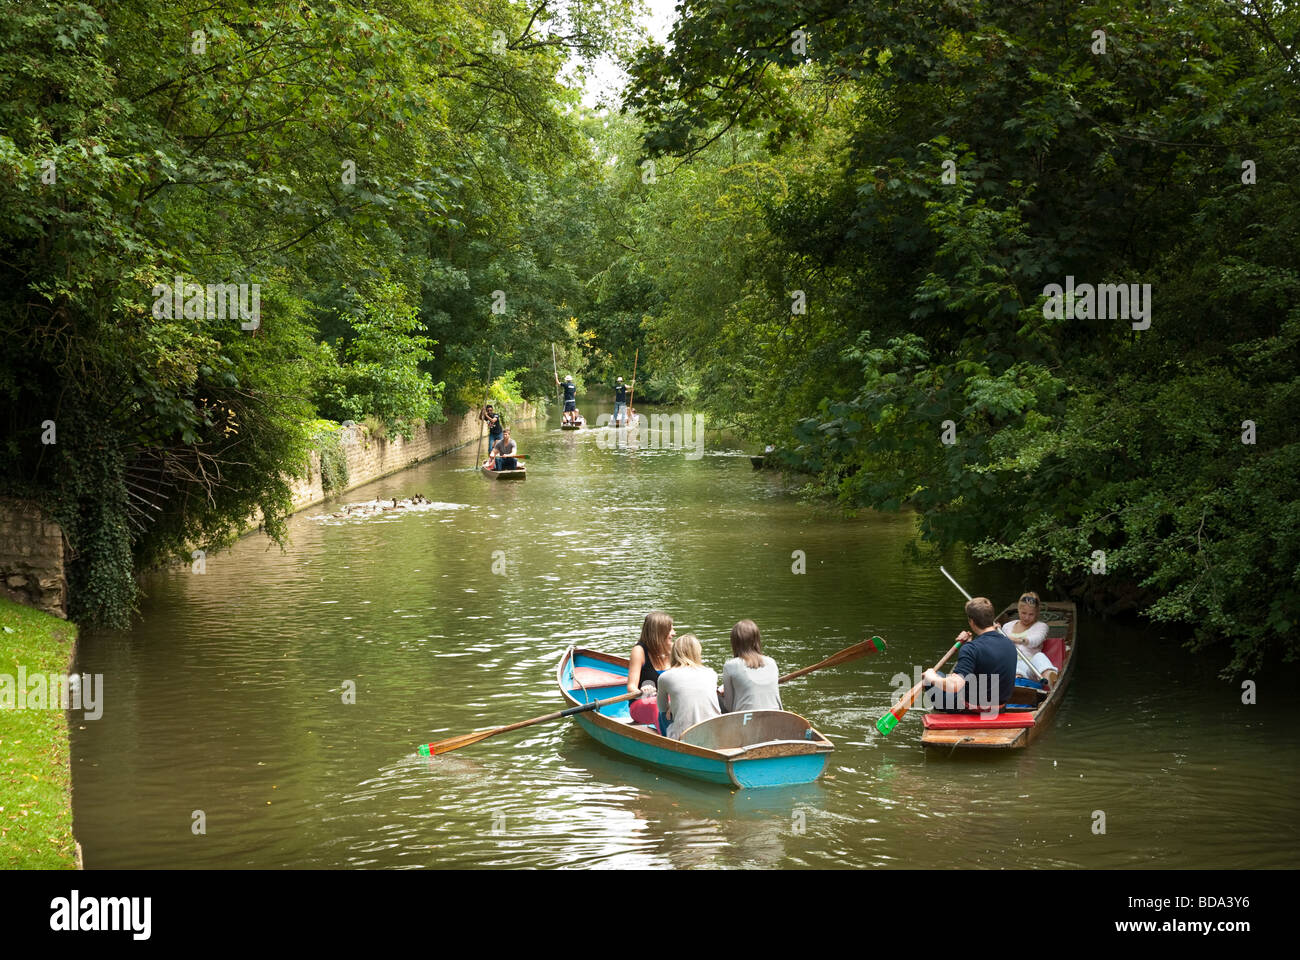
[0,597,78,869]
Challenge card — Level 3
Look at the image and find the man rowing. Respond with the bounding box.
[487,428,519,471]
[922,596,1017,713]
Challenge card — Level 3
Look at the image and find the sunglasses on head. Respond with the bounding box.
[1020,595,1039,605]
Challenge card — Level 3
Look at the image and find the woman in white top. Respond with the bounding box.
[1000,591,1058,687]
[720,619,782,713]
[656,634,721,739]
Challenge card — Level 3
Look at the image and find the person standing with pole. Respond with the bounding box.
[556,373,578,425]
[613,376,630,426]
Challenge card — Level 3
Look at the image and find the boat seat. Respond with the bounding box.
[571,666,626,688]
[1042,635,1065,670]
[1009,679,1047,706]
[924,711,1036,730]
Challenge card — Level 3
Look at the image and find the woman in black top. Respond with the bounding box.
[627,611,674,726]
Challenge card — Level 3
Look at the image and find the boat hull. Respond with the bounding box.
[481,465,526,480]
[921,600,1076,751]
[557,647,831,788]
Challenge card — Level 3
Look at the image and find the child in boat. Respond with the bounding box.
[1000,590,1057,688]
[627,611,673,726]
[720,619,782,713]
[657,634,721,739]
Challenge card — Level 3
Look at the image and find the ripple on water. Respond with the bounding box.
[68,411,1300,868]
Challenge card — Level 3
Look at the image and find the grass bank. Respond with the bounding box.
[0,597,78,868]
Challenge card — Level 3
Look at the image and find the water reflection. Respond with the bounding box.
[68,405,1300,868]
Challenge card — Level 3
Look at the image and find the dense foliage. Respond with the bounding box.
[3,0,1295,673]
[620,0,1300,671]
[0,0,640,625]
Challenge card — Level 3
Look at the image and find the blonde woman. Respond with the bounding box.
[1001,591,1058,688]
[627,611,674,726]
[720,619,783,713]
[656,634,721,739]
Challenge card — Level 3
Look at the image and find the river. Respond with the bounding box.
[69,406,1300,868]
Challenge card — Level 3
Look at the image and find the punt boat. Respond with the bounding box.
[557,646,833,788]
[560,416,585,430]
[481,464,526,480]
[920,600,1076,751]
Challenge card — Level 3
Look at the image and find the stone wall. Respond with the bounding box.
[287,402,538,511]
[0,498,67,619]
[0,405,540,620]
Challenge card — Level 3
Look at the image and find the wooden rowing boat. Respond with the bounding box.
[481,464,526,480]
[557,646,833,788]
[920,600,1076,751]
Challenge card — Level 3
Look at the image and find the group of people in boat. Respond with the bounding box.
[554,373,637,427]
[477,371,638,470]
[921,591,1058,712]
[477,403,519,472]
[624,612,781,739]
[622,592,1057,737]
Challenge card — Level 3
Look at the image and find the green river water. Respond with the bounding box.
[69,407,1300,868]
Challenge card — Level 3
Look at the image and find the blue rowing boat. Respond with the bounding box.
[556,646,833,788]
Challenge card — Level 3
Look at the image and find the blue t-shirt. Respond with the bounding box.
[951,629,1018,708]
[561,382,577,401]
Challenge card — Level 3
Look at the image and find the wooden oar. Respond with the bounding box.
[875,638,965,736]
[624,347,639,425]
[420,636,887,757]
[475,346,494,465]
[418,690,639,757]
[552,342,561,413]
[939,565,1042,680]
[778,635,886,684]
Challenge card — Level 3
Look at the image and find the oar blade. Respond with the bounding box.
[875,711,900,737]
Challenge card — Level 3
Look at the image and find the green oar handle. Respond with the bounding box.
[874,639,963,736]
